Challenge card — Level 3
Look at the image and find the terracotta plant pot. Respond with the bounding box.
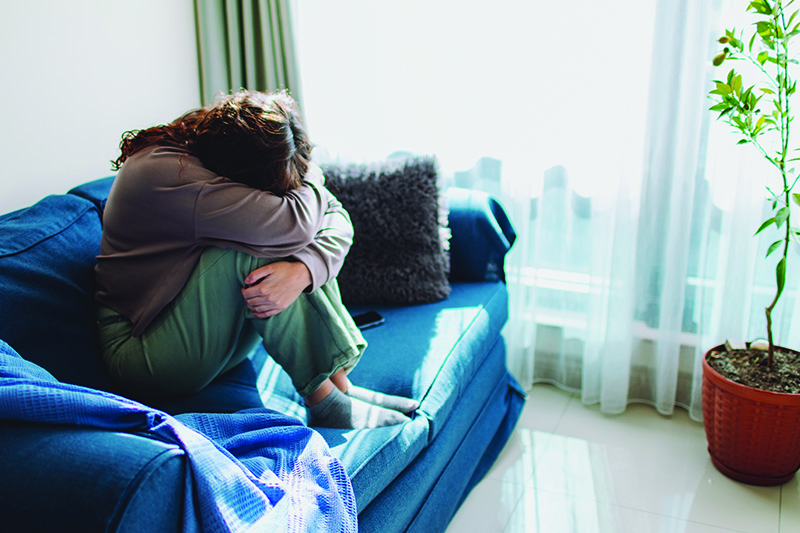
[703,344,800,486]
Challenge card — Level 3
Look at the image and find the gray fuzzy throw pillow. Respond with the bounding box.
[322,156,451,305]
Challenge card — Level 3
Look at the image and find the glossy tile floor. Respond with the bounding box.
[447,383,800,533]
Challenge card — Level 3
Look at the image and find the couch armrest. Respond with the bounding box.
[68,176,116,214]
[0,421,185,533]
[447,187,516,282]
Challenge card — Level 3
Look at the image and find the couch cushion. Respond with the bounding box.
[0,194,115,392]
[251,280,509,511]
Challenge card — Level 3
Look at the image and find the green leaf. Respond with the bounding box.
[776,257,787,300]
[742,86,754,103]
[750,0,771,15]
[789,9,799,28]
[767,239,783,257]
[756,217,777,235]
[776,206,791,228]
[793,192,800,206]
[758,50,770,64]
[732,74,743,95]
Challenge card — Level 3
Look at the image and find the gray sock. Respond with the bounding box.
[307,386,410,429]
[347,385,419,415]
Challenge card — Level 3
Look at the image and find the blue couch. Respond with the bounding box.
[0,176,525,532]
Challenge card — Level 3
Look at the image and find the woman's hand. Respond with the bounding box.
[242,261,312,318]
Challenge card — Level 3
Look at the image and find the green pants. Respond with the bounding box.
[97,247,366,400]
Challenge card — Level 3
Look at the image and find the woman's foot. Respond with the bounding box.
[346,386,419,415]
[307,386,410,429]
[330,369,419,415]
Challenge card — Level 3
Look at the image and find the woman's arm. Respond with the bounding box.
[287,163,354,289]
[239,166,354,316]
[194,178,329,256]
[291,189,354,291]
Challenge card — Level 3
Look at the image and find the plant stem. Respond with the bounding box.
[764,0,792,369]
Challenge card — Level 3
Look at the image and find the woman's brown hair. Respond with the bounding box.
[112,90,312,196]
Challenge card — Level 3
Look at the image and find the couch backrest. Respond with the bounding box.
[0,193,116,392]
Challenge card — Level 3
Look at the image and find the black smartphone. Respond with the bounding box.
[352,311,385,330]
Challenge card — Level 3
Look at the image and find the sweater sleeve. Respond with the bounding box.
[291,188,354,292]
[193,178,327,256]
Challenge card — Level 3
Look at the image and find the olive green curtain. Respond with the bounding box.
[193,0,303,107]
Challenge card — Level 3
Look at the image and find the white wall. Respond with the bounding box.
[0,0,201,214]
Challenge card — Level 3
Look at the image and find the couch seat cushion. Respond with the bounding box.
[251,280,509,511]
[347,281,509,440]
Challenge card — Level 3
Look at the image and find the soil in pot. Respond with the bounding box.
[706,347,800,394]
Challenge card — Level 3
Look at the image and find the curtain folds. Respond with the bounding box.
[288,0,800,420]
[194,0,302,106]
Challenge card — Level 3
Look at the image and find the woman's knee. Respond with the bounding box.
[198,247,280,284]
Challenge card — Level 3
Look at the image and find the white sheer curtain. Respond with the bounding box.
[294,0,800,420]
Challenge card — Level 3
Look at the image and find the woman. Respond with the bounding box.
[95,90,416,429]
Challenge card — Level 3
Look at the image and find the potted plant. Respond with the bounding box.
[704,0,800,485]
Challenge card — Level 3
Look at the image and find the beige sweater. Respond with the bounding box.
[95,145,353,337]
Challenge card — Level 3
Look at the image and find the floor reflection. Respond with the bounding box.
[448,384,793,533]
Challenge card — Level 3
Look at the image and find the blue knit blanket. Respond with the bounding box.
[0,340,357,532]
